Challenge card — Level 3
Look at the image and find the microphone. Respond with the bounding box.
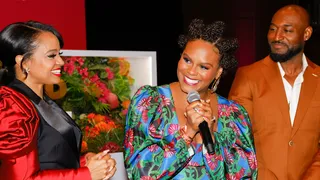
[187,90,215,154]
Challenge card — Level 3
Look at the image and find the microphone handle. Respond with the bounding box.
[199,121,215,154]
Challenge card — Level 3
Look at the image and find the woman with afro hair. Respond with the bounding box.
[124,19,257,180]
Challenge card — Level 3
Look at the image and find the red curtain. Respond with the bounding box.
[0,0,86,50]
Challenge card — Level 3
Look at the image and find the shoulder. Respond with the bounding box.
[0,86,35,109]
[129,84,172,110]
[132,84,170,99]
[307,58,319,69]
[0,86,40,159]
[237,56,268,74]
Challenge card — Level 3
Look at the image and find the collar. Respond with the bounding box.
[8,79,42,104]
[277,53,308,77]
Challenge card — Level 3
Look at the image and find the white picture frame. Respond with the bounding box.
[61,49,157,97]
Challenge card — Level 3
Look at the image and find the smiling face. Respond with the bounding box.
[177,39,223,95]
[267,5,312,62]
[21,31,64,85]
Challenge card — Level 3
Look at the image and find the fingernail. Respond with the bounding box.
[103,150,110,154]
[200,99,204,102]
[108,166,113,172]
[206,99,210,103]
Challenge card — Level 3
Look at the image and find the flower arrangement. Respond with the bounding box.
[59,56,134,153]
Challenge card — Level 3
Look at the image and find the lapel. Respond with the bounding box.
[291,60,319,137]
[9,79,82,156]
[42,97,82,152]
[261,56,291,128]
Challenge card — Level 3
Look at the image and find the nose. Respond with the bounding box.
[188,65,198,76]
[274,29,284,41]
[57,55,65,66]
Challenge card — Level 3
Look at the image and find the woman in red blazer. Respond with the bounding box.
[0,21,116,180]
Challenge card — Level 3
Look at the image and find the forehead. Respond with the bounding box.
[184,39,219,59]
[271,9,305,29]
[34,32,60,51]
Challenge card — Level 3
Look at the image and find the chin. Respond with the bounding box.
[50,77,61,85]
[179,82,200,94]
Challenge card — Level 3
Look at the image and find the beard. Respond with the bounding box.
[269,43,303,63]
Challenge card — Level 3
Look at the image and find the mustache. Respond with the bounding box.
[271,41,286,45]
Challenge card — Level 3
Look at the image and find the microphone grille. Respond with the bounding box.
[187,90,200,103]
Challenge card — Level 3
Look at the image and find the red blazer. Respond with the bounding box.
[0,86,91,180]
[229,56,320,179]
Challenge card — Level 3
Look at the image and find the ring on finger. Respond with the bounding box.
[193,107,200,113]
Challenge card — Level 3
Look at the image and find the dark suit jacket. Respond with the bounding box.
[0,79,90,179]
[229,56,320,180]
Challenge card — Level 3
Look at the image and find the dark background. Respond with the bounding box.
[85,0,320,97]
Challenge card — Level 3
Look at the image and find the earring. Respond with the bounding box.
[23,67,30,74]
[210,77,220,93]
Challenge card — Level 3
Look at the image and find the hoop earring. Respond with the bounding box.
[210,77,220,93]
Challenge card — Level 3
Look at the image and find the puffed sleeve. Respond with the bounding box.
[204,101,258,179]
[0,87,91,180]
[124,85,192,180]
[0,86,39,159]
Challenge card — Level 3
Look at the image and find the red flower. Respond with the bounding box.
[100,141,121,153]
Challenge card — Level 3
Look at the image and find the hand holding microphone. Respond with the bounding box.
[185,90,215,154]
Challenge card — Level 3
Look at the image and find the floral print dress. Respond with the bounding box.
[124,85,257,180]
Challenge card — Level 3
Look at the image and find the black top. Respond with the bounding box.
[9,79,82,170]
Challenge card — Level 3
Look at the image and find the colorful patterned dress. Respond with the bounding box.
[124,85,257,180]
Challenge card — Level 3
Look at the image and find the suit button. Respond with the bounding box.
[289,140,294,146]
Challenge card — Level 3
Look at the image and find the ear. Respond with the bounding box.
[304,26,313,41]
[215,67,223,79]
[15,55,24,67]
[15,55,31,69]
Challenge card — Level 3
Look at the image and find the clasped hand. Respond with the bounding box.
[85,150,117,180]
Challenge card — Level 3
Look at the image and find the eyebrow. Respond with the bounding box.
[270,23,293,28]
[46,49,59,54]
[182,53,191,60]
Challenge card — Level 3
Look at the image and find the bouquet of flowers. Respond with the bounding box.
[59,56,134,153]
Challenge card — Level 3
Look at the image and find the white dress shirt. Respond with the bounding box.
[277,54,308,126]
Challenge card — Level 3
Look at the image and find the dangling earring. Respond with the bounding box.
[210,77,220,93]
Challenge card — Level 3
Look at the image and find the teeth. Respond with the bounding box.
[185,76,199,84]
[51,70,61,74]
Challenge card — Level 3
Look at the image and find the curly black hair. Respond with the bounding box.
[178,19,239,74]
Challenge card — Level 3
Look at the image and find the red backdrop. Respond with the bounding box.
[0,0,86,50]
